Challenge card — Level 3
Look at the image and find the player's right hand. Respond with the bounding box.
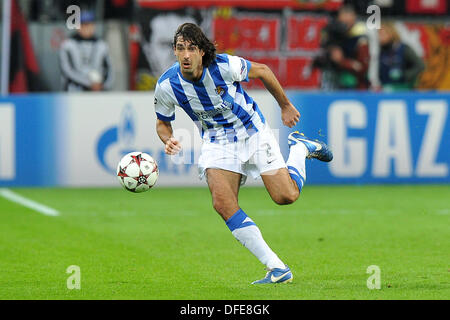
[164,137,182,155]
[281,103,301,128]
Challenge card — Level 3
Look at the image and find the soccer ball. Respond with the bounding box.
[117,152,159,193]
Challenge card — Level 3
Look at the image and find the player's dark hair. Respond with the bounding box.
[173,23,216,67]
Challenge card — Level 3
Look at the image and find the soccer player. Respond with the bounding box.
[155,23,333,284]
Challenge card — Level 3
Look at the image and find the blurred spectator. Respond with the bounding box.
[313,5,370,90]
[132,12,197,90]
[145,13,196,79]
[59,10,114,91]
[378,23,425,91]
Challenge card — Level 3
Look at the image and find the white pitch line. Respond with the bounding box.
[0,188,59,216]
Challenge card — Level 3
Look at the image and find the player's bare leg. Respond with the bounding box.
[206,168,292,283]
[261,168,299,205]
[262,131,333,206]
[206,168,241,221]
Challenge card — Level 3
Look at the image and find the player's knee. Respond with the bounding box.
[283,192,298,205]
[272,189,299,205]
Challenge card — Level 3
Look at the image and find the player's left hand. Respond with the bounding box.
[281,103,300,128]
[164,137,182,155]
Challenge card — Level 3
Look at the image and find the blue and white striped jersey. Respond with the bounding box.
[154,53,266,144]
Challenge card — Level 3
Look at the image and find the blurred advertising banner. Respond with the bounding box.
[397,22,450,91]
[136,0,343,10]
[0,91,277,187]
[8,0,43,93]
[130,7,331,91]
[130,4,450,92]
[283,92,450,184]
[406,0,447,14]
[0,92,448,187]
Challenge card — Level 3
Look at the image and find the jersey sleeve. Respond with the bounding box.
[154,82,175,122]
[228,55,252,83]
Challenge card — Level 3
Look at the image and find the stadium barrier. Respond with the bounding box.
[0,91,448,187]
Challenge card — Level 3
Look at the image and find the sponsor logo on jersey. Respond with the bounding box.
[215,86,225,96]
[194,104,229,120]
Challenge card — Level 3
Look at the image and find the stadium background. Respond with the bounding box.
[1,0,448,187]
[0,0,449,301]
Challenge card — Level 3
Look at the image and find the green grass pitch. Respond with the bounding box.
[0,185,448,300]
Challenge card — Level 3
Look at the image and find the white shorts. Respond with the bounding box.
[198,124,287,185]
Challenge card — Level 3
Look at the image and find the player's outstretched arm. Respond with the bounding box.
[156,120,181,155]
[248,62,300,128]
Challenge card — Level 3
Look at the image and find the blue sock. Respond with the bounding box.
[226,208,256,231]
[288,165,305,193]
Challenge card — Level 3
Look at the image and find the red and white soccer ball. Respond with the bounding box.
[117,152,159,193]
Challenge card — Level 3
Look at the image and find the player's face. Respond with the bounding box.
[174,37,205,81]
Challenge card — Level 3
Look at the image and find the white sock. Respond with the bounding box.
[287,142,307,180]
[286,143,307,191]
[226,209,286,270]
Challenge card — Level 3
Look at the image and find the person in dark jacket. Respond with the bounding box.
[313,5,370,90]
[378,23,425,91]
